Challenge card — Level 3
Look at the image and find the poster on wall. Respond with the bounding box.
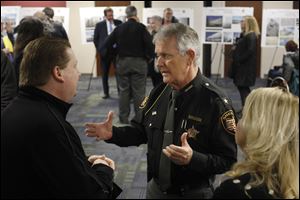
[143,8,194,29]
[201,7,253,44]
[20,7,70,34]
[79,7,126,44]
[261,9,299,47]
[1,6,21,29]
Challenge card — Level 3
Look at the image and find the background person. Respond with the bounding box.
[103,5,153,124]
[147,15,163,88]
[1,50,17,112]
[42,7,69,40]
[230,16,260,112]
[93,7,122,99]
[162,8,179,26]
[13,17,45,87]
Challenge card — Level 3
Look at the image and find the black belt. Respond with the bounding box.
[153,178,210,196]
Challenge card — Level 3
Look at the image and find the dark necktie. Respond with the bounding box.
[158,89,178,191]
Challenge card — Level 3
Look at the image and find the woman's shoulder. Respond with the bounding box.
[213,173,251,199]
[213,173,275,199]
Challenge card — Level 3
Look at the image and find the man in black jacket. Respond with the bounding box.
[1,37,121,198]
[86,23,237,199]
[93,7,122,99]
[104,5,153,124]
[42,7,69,40]
[1,50,17,112]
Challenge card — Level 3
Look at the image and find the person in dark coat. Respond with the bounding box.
[86,23,237,199]
[42,7,69,40]
[1,37,121,199]
[13,16,45,88]
[1,50,17,112]
[231,16,260,107]
[213,87,299,199]
[93,7,122,99]
[147,15,163,88]
[282,40,299,82]
[103,5,153,124]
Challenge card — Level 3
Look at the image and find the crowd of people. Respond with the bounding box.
[1,5,299,199]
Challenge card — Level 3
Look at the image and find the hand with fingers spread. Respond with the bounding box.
[85,111,114,141]
[162,132,193,166]
[88,154,115,170]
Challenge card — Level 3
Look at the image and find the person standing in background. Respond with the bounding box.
[94,7,122,99]
[13,17,45,87]
[1,20,14,62]
[42,7,69,40]
[103,5,153,124]
[231,16,260,112]
[1,50,17,113]
[282,40,299,96]
[147,15,163,88]
[162,8,179,26]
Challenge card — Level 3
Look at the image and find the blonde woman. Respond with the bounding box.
[231,16,260,110]
[214,87,299,199]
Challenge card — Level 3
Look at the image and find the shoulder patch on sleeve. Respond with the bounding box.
[221,110,236,135]
[139,96,149,109]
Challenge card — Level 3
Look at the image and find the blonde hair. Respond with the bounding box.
[227,87,299,199]
[244,16,260,37]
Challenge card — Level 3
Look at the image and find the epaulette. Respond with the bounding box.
[201,78,236,135]
[201,78,232,106]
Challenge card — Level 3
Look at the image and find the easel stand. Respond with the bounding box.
[87,56,96,91]
[215,44,225,84]
[210,43,224,85]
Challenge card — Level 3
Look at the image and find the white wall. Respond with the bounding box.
[131,1,144,21]
[67,1,96,75]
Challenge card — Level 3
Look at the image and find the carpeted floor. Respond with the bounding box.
[67,74,267,199]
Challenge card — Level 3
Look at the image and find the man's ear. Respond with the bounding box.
[52,66,64,83]
[186,49,195,66]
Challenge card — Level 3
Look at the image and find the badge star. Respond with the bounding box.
[224,98,228,104]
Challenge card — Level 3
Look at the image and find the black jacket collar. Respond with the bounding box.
[19,86,72,119]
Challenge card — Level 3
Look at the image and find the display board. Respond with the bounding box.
[261,9,299,47]
[201,7,253,44]
[1,6,69,33]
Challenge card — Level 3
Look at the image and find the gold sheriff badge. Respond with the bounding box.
[187,126,199,139]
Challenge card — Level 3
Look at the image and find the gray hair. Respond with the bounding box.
[150,15,162,24]
[153,23,201,67]
[125,5,137,18]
